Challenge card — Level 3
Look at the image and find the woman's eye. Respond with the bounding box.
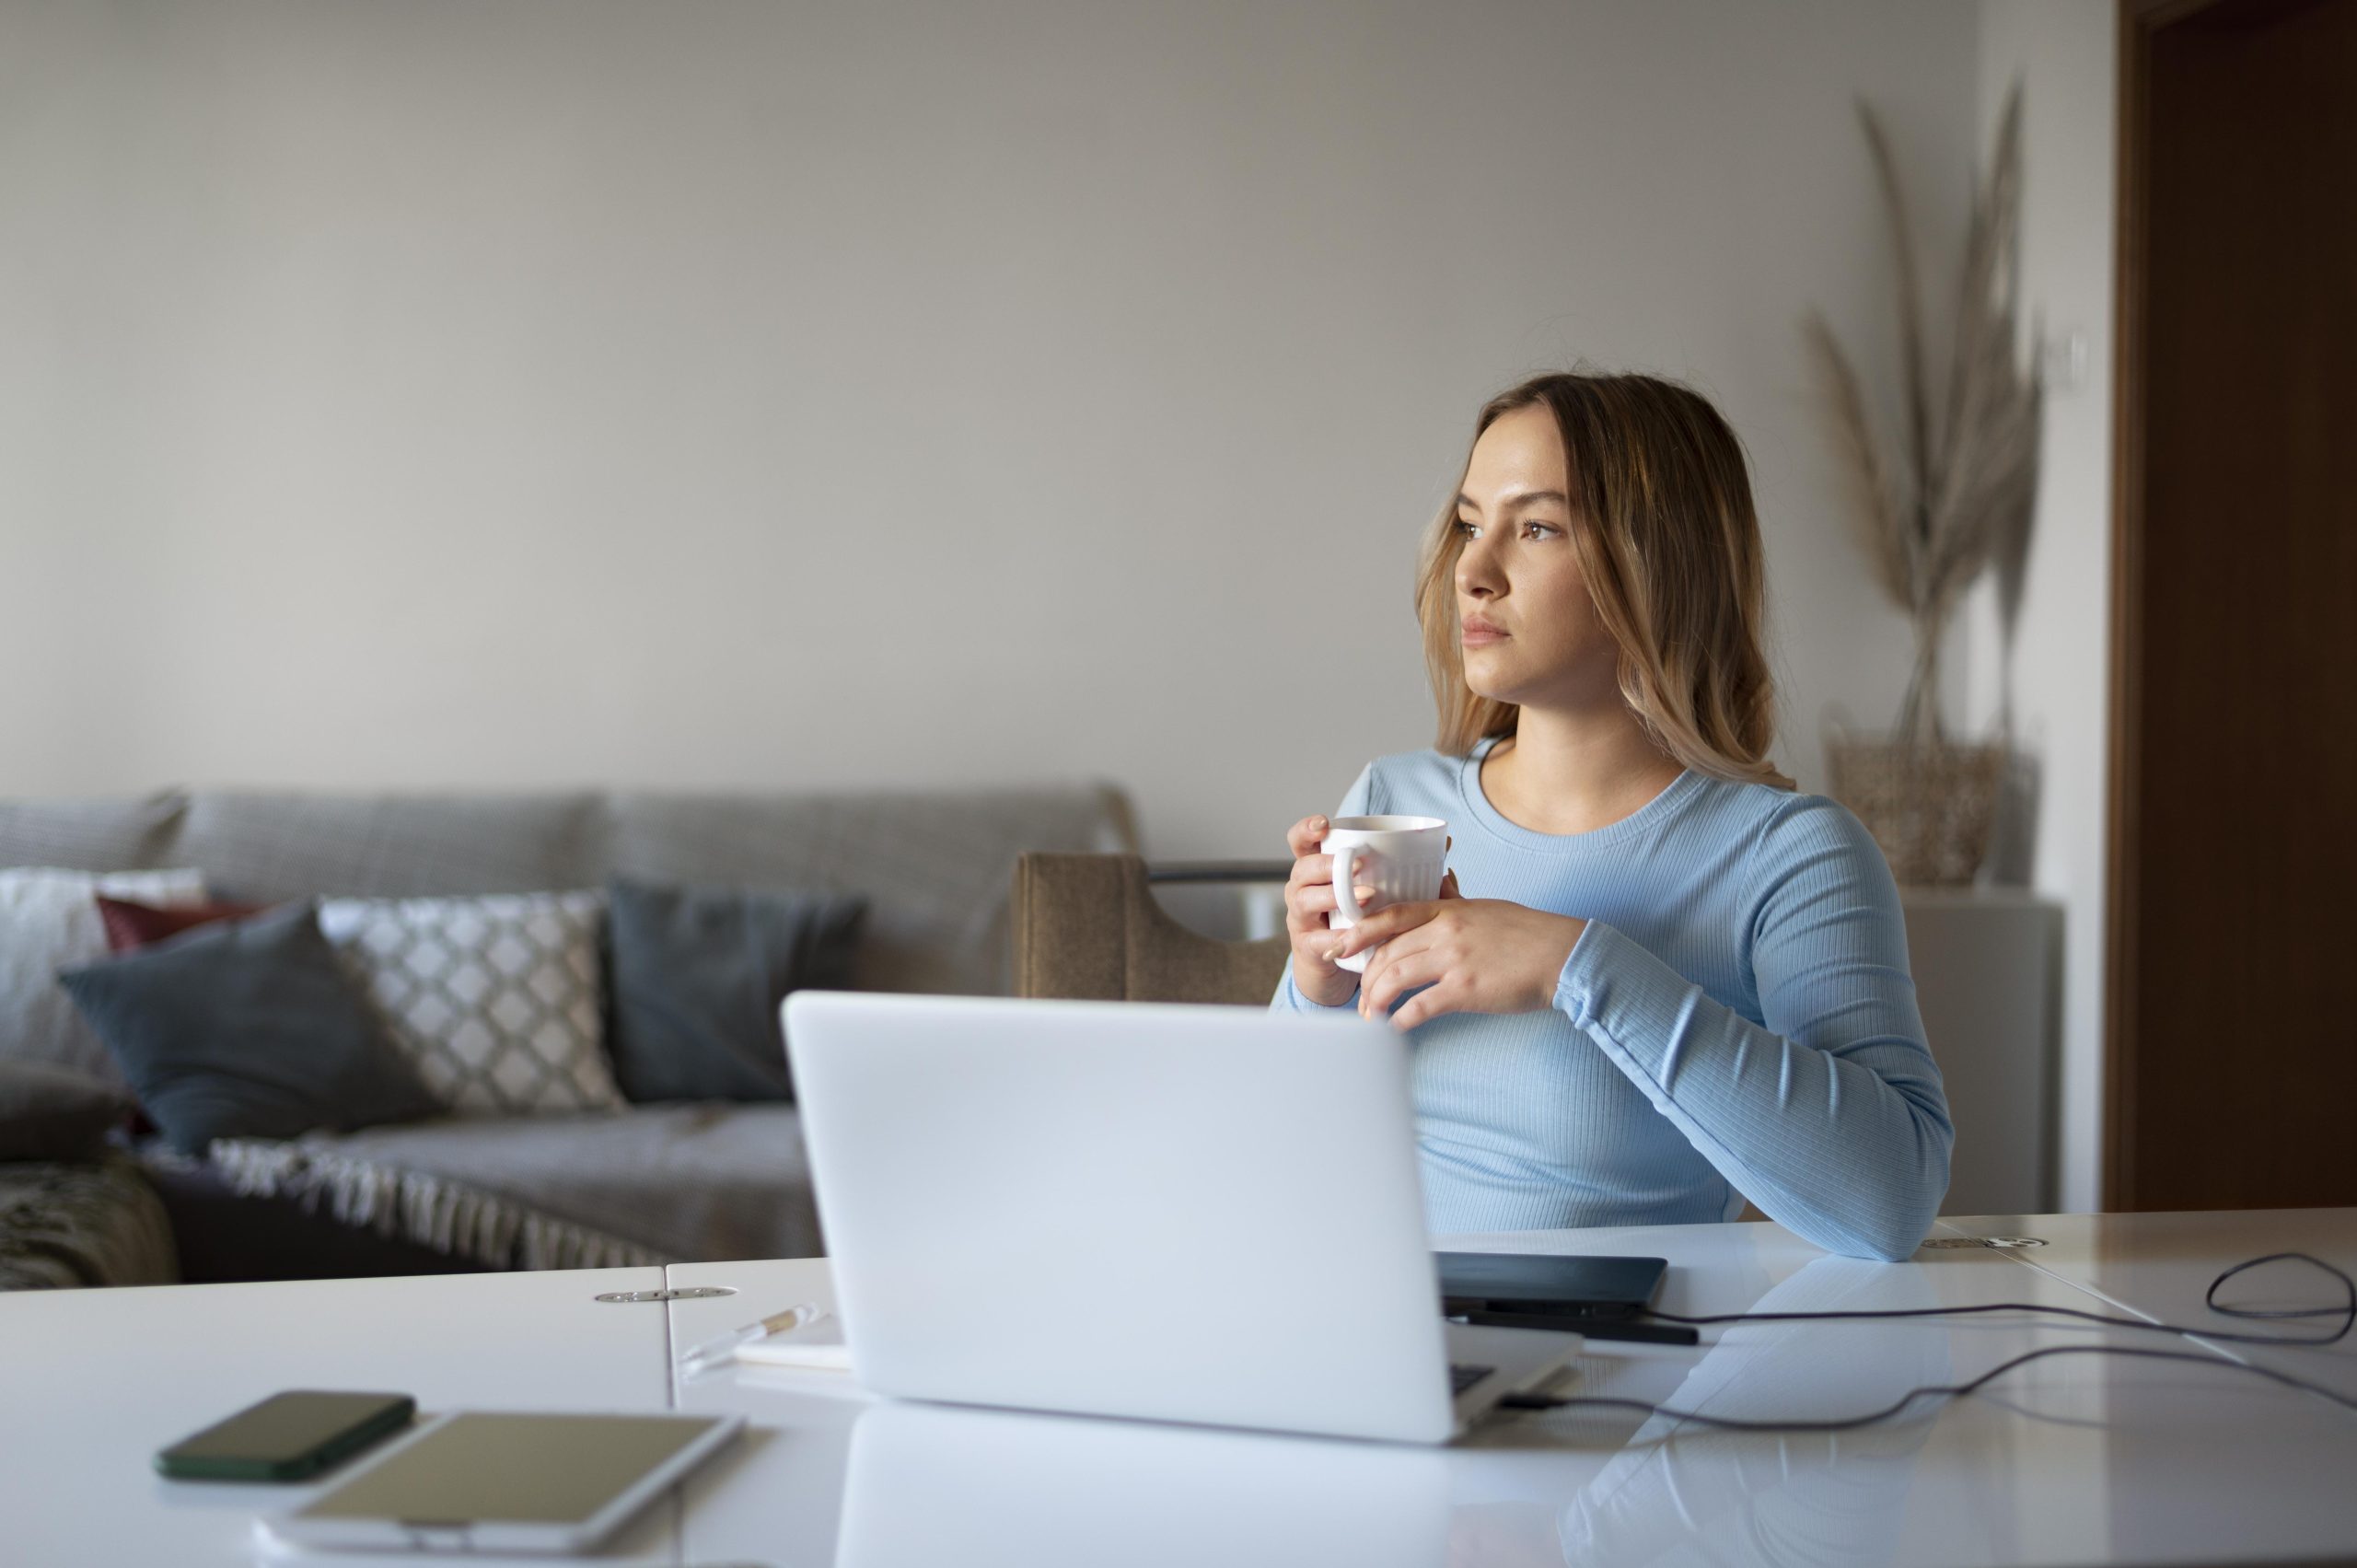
[1522,522,1560,540]
[1454,518,1480,538]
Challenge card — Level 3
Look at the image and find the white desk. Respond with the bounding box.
[0,1265,678,1566]
[665,1214,2357,1568]
[1940,1208,2357,1401]
[5,1214,2352,1567]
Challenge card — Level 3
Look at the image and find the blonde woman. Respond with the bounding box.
[1271,371,1951,1261]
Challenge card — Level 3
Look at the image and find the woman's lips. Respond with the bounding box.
[1461,624,1508,646]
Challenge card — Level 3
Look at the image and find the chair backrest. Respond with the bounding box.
[1012,854,1289,1006]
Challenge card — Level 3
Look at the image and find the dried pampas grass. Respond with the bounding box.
[1807,83,2043,749]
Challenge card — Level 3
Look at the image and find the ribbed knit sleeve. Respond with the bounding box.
[1270,763,1376,1016]
[1553,796,1952,1260]
[1261,746,1952,1258]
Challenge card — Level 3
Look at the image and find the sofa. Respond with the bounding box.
[0,783,1135,1287]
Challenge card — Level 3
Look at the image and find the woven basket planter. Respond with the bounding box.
[1827,739,2005,887]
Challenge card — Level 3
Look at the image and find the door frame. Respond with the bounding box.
[2103,0,2317,1207]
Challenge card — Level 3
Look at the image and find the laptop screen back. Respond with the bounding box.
[784,993,1459,1444]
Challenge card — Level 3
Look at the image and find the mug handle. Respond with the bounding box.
[1331,844,1370,925]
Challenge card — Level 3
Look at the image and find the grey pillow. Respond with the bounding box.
[56,902,442,1156]
[0,1061,134,1163]
[603,877,867,1103]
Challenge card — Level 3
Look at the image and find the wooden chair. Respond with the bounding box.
[1012,854,1289,1005]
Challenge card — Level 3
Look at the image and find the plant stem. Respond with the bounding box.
[1895,617,1946,750]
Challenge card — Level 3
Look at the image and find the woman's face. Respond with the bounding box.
[1453,403,1619,710]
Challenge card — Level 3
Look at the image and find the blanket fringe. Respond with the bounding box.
[188,1140,669,1272]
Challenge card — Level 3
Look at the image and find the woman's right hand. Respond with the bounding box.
[1283,814,1367,1008]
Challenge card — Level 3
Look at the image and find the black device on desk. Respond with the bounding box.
[156,1390,415,1481]
[1437,1253,1699,1346]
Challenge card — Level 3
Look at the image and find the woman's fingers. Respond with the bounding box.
[1333,899,1446,960]
[1358,946,1442,1019]
[1285,852,1334,892]
[1284,815,1330,859]
[1387,981,1457,1032]
[1288,879,1377,926]
[1281,849,1330,938]
[1352,920,1443,1005]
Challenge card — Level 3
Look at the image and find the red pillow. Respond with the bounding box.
[94,894,269,953]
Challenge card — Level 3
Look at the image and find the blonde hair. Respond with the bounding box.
[1414,371,1794,790]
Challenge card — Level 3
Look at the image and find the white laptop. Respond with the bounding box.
[782,992,1582,1445]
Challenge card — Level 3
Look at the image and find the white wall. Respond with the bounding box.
[1963,1,2117,1214]
[0,0,1981,861]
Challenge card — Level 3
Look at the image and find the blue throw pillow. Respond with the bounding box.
[57,901,442,1156]
[603,877,867,1103]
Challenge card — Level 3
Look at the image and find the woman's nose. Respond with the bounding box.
[1457,538,1502,597]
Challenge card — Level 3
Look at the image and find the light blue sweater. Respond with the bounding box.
[1271,738,1952,1260]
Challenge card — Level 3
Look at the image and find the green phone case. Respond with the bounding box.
[156,1392,416,1481]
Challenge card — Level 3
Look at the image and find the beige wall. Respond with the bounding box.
[4,1,2127,1202]
[0,0,1985,861]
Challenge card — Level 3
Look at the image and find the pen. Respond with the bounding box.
[676,1302,828,1379]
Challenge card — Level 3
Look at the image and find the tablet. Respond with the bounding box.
[264,1410,743,1554]
[1434,1252,1667,1317]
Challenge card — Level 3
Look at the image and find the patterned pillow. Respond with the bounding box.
[316,892,623,1116]
[0,867,208,1087]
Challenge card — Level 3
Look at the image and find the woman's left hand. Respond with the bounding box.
[1335,877,1588,1030]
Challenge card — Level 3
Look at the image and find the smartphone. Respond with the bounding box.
[156,1390,415,1481]
[265,1410,746,1554]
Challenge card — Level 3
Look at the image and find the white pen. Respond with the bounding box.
[676,1301,828,1379]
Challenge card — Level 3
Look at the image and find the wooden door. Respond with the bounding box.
[2107,0,2357,1208]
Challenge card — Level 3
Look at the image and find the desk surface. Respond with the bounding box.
[4,1212,2351,1568]
[0,1263,679,1566]
[1945,1207,2357,1403]
[666,1211,2357,1568]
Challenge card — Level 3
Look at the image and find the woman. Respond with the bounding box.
[1271,371,1951,1261]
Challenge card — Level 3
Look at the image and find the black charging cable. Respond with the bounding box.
[1496,1250,2357,1432]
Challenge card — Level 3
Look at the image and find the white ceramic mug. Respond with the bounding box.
[1321,815,1448,974]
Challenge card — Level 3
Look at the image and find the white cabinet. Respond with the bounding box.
[1901,889,2062,1215]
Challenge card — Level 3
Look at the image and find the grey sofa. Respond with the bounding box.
[0,783,1136,1285]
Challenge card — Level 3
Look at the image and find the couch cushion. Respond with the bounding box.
[169,794,605,901]
[97,894,268,951]
[205,1103,820,1268]
[3,784,1139,1005]
[604,877,866,1103]
[607,786,1135,997]
[0,794,189,876]
[318,892,623,1115]
[0,867,208,1086]
[57,903,443,1156]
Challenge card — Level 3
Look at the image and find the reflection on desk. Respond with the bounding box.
[666,1217,2357,1568]
[1551,1256,1948,1568]
[832,1399,1450,1568]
